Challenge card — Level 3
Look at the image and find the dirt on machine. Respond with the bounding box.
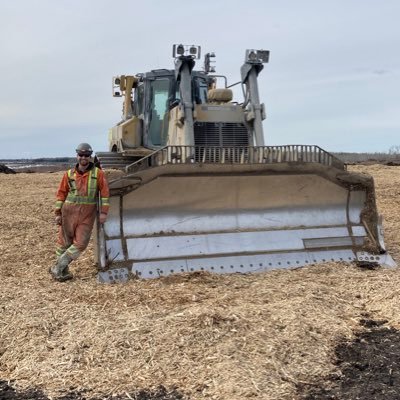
[95,44,395,283]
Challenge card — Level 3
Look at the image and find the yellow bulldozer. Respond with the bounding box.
[95,44,395,283]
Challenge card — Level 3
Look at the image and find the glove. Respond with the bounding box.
[99,213,107,224]
[55,215,62,225]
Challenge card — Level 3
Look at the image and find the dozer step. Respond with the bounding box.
[96,152,139,170]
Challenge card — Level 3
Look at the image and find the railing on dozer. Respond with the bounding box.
[125,145,345,173]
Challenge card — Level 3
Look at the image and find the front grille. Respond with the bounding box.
[194,122,249,162]
[194,122,249,146]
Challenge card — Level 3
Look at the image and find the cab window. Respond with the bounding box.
[148,78,171,146]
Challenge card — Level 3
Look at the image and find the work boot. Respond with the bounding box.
[60,266,73,281]
[50,253,73,282]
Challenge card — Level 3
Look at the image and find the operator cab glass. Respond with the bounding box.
[195,77,208,104]
[174,76,208,105]
[144,73,209,148]
[134,83,145,116]
[147,78,170,147]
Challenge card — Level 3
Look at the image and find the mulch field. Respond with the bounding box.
[0,165,399,400]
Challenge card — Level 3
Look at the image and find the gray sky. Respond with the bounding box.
[0,0,399,158]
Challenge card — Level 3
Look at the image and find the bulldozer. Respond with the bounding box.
[95,44,395,283]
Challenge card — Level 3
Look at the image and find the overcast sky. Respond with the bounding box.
[0,0,399,158]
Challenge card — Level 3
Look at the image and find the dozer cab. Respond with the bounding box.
[96,44,395,283]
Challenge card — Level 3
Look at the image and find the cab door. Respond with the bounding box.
[144,77,171,148]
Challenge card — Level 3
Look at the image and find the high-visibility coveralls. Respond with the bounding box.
[54,163,110,263]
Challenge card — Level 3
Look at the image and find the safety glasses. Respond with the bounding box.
[78,152,92,158]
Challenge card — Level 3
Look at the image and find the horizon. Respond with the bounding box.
[1,149,400,162]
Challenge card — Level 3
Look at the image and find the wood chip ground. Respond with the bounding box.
[0,165,399,399]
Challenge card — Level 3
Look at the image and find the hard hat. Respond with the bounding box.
[76,143,93,154]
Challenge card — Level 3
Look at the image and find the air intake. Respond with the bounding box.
[194,122,249,162]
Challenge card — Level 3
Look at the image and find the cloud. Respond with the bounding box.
[0,0,400,157]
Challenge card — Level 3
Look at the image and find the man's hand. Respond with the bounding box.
[55,215,62,225]
[99,213,107,224]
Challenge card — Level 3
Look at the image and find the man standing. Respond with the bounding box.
[50,143,110,281]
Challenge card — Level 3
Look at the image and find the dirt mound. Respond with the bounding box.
[0,382,184,399]
[386,161,400,166]
[0,164,16,174]
[298,318,400,399]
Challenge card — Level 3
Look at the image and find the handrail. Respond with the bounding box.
[125,145,346,173]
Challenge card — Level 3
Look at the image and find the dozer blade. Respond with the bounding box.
[96,146,396,283]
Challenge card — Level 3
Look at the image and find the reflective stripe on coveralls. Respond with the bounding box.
[57,166,103,259]
[66,167,99,205]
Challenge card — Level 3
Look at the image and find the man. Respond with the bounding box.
[50,143,110,281]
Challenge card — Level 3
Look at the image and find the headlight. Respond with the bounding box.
[245,49,270,64]
[173,44,201,59]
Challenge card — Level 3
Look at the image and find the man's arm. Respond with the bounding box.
[55,172,70,224]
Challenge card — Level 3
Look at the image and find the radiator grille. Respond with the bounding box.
[194,122,249,162]
[194,122,249,146]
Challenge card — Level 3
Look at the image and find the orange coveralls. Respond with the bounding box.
[55,163,110,260]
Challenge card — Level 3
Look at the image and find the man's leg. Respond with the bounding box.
[51,212,75,281]
[68,216,96,258]
[50,206,96,281]
[50,252,74,281]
